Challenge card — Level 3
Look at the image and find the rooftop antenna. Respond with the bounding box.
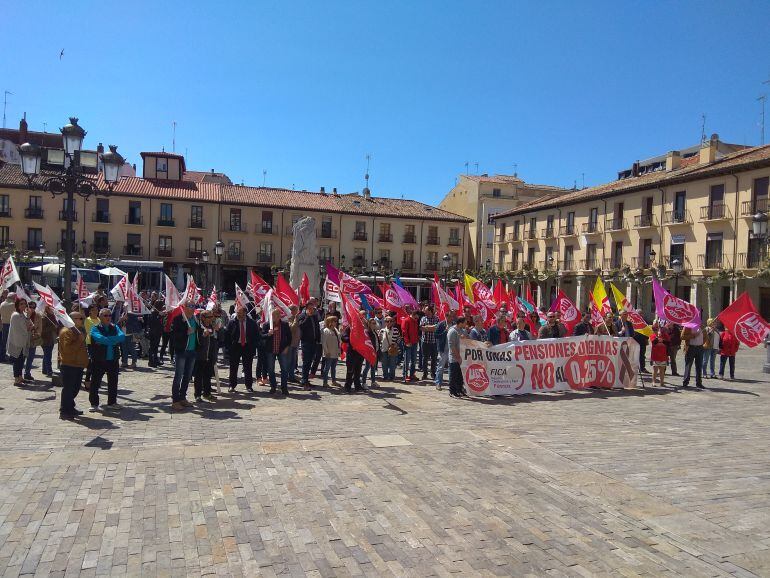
[581,173,585,189]
[364,153,371,190]
[172,121,176,153]
[262,169,267,186]
[42,122,47,133]
[759,94,768,146]
[2,91,11,129]
[513,163,518,177]
[464,161,469,175]
[474,161,479,174]
[700,113,707,143]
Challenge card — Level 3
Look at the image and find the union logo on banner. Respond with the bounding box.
[662,293,696,324]
[735,312,770,347]
[559,299,578,323]
[464,363,490,393]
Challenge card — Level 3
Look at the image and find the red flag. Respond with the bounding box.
[589,293,604,328]
[526,283,534,308]
[275,273,299,307]
[249,271,271,302]
[548,289,579,335]
[716,292,770,348]
[341,294,377,365]
[382,282,408,316]
[299,273,310,306]
[492,280,507,308]
[432,273,459,320]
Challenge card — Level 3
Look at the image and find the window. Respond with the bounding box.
[156,158,168,173]
[319,246,331,263]
[126,233,141,256]
[641,239,652,268]
[546,215,554,236]
[528,217,537,239]
[95,198,109,222]
[564,245,574,270]
[261,211,273,234]
[566,212,575,234]
[614,202,624,226]
[0,195,9,217]
[427,226,438,244]
[752,177,769,213]
[321,216,332,238]
[748,232,764,268]
[93,232,109,253]
[669,236,685,265]
[544,246,554,269]
[259,242,273,262]
[705,233,723,268]
[379,223,392,242]
[426,251,438,263]
[27,228,42,250]
[513,220,520,240]
[378,249,390,267]
[188,237,202,258]
[403,249,414,267]
[0,226,8,246]
[60,229,75,252]
[404,224,416,243]
[612,241,623,268]
[190,205,203,228]
[354,221,367,241]
[29,196,42,209]
[227,240,242,258]
[449,252,459,267]
[128,201,142,225]
[159,203,173,226]
[709,184,725,219]
[673,191,686,222]
[158,235,172,257]
[588,207,599,232]
[498,250,506,268]
[60,198,77,221]
[229,208,242,231]
[449,227,460,245]
[527,247,536,267]
[492,188,501,197]
[512,249,519,270]
[586,244,597,269]
[353,247,366,266]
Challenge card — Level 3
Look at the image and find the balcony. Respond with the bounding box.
[401,260,416,270]
[559,259,576,271]
[188,219,205,229]
[59,210,78,222]
[581,222,602,235]
[0,240,13,249]
[378,233,393,243]
[187,249,203,259]
[580,258,599,271]
[634,214,657,228]
[156,247,174,258]
[426,236,440,245]
[663,210,692,225]
[448,237,461,246]
[56,241,77,252]
[663,255,692,272]
[353,231,368,241]
[605,217,628,232]
[525,228,537,240]
[495,233,507,243]
[508,231,522,242]
[539,260,557,271]
[698,254,731,270]
[223,221,248,233]
[603,258,627,270]
[403,233,416,244]
[632,256,654,269]
[225,251,243,262]
[737,251,764,269]
[24,208,44,219]
[700,203,731,222]
[318,228,337,239]
[0,209,11,218]
[424,261,439,272]
[558,225,577,237]
[92,212,110,223]
[257,252,274,263]
[125,215,143,225]
[741,198,768,217]
[91,244,110,256]
[540,228,555,240]
[157,218,175,227]
[122,245,143,258]
[258,223,275,235]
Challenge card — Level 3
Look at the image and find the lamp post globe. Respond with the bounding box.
[671,258,683,297]
[18,143,41,176]
[214,240,224,291]
[60,117,86,156]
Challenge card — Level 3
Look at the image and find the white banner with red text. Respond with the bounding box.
[459,335,640,396]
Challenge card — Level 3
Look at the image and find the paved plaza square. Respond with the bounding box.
[0,347,769,577]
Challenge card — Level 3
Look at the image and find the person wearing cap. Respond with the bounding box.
[58,311,88,420]
[538,312,562,339]
[0,291,17,363]
[89,308,126,411]
[170,303,198,409]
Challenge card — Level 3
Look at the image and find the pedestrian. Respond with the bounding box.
[379,314,400,382]
[7,297,31,385]
[83,304,99,390]
[664,322,681,376]
[509,317,532,341]
[650,333,669,387]
[170,303,198,410]
[718,327,738,380]
[469,315,487,342]
[297,301,321,389]
[58,311,88,420]
[419,304,439,381]
[261,309,291,395]
[681,323,705,389]
[447,316,468,398]
[226,306,260,393]
[287,305,301,383]
[538,311,562,339]
[122,309,142,369]
[23,301,42,381]
[89,308,126,411]
[159,307,173,364]
[572,311,591,336]
[0,291,16,363]
[40,305,57,377]
[433,310,454,390]
[341,314,366,393]
[702,318,720,378]
[489,314,509,344]
[147,302,164,367]
[362,318,381,388]
[321,315,341,387]
[400,308,419,382]
[193,309,218,403]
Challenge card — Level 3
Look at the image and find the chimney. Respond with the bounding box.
[665,150,681,171]
[320,186,325,193]
[18,114,28,145]
[97,143,104,154]
[699,133,719,165]
[363,187,371,200]
[211,169,215,174]
[332,187,338,196]
[632,161,640,177]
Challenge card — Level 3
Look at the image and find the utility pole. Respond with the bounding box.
[759,95,767,145]
[2,91,11,129]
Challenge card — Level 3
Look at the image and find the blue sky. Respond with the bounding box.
[2,1,770,205]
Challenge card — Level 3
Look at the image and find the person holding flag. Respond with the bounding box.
[0,291,16,363]
[170,302,199,409]
[296,301,321,389]
[261,308,291,395]
[226,306,261,393]
[57,310,89,420]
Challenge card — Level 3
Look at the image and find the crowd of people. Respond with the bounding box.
[0,285,744,419]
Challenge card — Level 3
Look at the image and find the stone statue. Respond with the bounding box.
[290,217,319,298]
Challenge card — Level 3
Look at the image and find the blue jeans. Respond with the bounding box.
[279,350,292,390]
[435,348,448,386]
[24,346,37,377]
[172,350,196,402]
[362,356,378,386]
[403,344,417,379]
[121,335,138,365]
[380,352,398,380]
[42,344,54,375]
[0,323,8,362]
[702,348,717,376]
[321,358,338,384]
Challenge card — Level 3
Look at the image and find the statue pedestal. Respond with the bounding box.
[289,217,320,300]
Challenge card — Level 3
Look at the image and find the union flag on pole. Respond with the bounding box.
[164,274,181,308]
[589,293,605,327]
[32,282,74,327]
[610,282,653,337]
[592,277,612,316]
[299,272,310,306]
[206,286,218,311]
[275,273,299,307]
[0,256,20,290]
[110,274,129,302]
[182,275,201,306]
[548,289,580,335]
[652,277,701,329]
[341,293,377,365]
[716,291,770,348]
[76,272,90,301]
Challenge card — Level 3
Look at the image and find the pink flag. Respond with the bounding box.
[392,282,418,309]
[652,278,701,329]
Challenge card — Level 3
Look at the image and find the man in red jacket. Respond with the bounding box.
[400,308,419,382]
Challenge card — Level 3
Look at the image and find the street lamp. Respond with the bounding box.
[649,248,656,267]
[671,258,683,298]
[442,253,451,286]
[340,254,346,272]
[752,212,769,263]
[202,250,209,292]
[214,240,224,291]
[485,258,491,272]
[39,242,46,278]
[18,118,123,308]
[372,260,379,292]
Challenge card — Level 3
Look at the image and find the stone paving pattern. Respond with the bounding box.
[0,345,769,576]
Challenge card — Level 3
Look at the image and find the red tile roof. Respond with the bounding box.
[183,170,233,185]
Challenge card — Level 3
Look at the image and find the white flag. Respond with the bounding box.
[0,256,20,290]
[32,282,74,327]
[164,274,181,308]
[206,285,218,311]
[14,283,31,303]
[110,274,129,302]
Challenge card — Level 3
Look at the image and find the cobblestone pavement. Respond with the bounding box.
[0,345,769,577]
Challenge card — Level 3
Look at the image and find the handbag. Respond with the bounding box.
[385,332,399,356]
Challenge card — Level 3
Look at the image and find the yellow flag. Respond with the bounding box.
[592,277,611,315]
[464,272,478,303]
[609,282,653,337]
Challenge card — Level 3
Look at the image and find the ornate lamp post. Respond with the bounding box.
[38,241,46,271]
[202,250,209,292]
[442,253,451,286]
[751,212,770,372]
[214,240,224,291]
[671,258,683,298]
[340,254,346,272]
[18,118,124,308]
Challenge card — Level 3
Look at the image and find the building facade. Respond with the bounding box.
[439,173,568,270]
[0,150,470,293]
[492,135,770,320]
